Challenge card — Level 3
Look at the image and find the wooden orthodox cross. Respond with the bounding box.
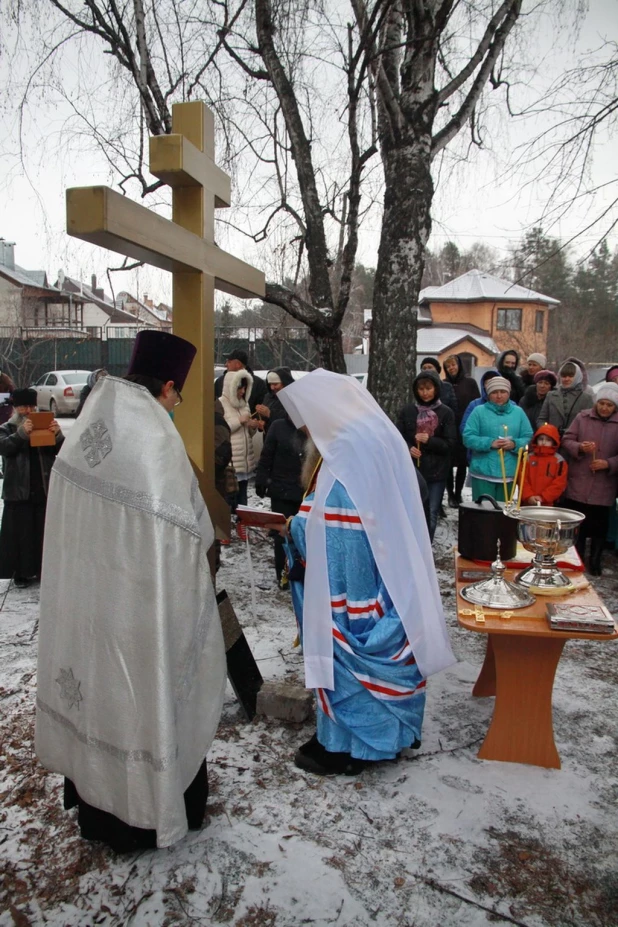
[66,102,265,532]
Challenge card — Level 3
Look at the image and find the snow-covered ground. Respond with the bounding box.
[1,486,617,927]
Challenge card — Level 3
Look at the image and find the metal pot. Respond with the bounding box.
[510,506,585,558]
[505,505,585,589]
[458,494,518,562]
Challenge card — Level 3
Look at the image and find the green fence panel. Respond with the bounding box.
[106,338,136,377]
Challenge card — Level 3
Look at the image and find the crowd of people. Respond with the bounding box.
[0,336,617,853]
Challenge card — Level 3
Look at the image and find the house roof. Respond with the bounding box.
[419,269,560,306]
[117,291,170,324]
[417,304,432,325]
[58,277,137,323]
[417,326,499,356]
[0,263,57,294]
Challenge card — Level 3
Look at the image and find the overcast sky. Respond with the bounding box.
[0,0,615,307]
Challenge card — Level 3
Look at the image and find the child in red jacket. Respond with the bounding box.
[521,423,568,505]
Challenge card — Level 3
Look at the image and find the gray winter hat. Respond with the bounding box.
[485,376,511,396]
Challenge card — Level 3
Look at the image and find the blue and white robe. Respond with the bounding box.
[286,480,426,761]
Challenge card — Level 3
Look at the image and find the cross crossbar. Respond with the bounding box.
[66,186,263,300]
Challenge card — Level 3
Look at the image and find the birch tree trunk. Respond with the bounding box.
[363,0,523,416]
[369,134,434,418]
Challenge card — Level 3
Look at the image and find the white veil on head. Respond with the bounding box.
[279,369,455,690]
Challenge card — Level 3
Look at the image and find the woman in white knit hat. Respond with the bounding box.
[462,376,533,501]
[519,352,547,389]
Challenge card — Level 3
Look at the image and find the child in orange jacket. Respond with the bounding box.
[521,423,568,505]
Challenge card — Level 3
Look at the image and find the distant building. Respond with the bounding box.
[419,269,558,364]
[116,292,172,332]
[55,275,138,336]
[0,240,80,333]
[355,268,559,376]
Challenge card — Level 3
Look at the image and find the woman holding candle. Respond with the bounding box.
[561,384,618,575]
[462,377,533,502]
[396,370,456,540]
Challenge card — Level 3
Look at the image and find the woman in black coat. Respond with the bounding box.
[396,369,456,541]
[254,367,295,435]
[255,414,306,588]
[419,357,458,418]
[496,349,526,404]
[0,388,64,587]
[519,370,557,429]
[443,354,480,506]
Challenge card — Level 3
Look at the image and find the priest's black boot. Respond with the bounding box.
[294,734,365,776]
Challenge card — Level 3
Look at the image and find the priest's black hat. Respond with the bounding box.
[12,388,38,406]
[127,330,197,391]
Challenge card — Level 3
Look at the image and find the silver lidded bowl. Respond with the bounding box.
[460,541,535,610]
[506,505,585,589]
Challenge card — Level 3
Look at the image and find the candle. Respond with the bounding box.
[415,440,420,467]
[498,448,508,503]
[509,446,524,504]
[517,446,529,510]
[503,425,509,438]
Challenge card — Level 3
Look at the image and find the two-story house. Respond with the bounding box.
[419,269,559,370]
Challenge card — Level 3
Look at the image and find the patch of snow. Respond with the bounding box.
[1,486,617,926]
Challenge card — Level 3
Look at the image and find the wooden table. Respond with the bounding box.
[455,554,618,769]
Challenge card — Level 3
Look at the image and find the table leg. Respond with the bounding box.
[477,634,565,769]
[472,637,496,697]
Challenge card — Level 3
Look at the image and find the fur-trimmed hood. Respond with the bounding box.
[221,368,253,409]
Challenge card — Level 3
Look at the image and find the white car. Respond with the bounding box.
[33,369,91,415]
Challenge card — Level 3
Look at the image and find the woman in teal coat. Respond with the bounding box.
[463,376,533,502]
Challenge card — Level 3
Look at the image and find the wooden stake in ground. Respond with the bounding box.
[217,589,263,720]
[65,101,265,533]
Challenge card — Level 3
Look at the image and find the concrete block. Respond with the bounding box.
[256,681,313,723]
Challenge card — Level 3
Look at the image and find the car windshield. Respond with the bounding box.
[62,374,89,384]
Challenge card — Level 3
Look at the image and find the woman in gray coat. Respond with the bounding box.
[537,360,594,439]
[561,383,618,575]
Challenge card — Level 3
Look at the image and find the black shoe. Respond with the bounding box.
[14,577,31,588]
[294,734,366,776]
[439,505,447,519]
[447,495,456,508]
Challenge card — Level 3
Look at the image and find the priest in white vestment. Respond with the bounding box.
[36,331,226,850]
